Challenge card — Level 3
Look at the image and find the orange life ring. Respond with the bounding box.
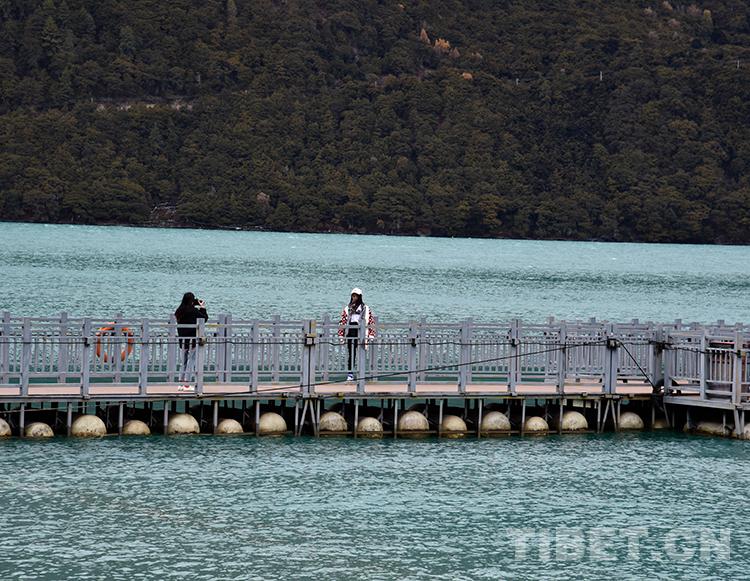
[95,326,135,363]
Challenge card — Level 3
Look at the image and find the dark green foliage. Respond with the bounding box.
[1,0,750,243]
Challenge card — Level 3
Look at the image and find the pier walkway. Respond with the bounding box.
[0,313,748,436]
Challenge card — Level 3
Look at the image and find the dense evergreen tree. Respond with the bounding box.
[1,0,749,243]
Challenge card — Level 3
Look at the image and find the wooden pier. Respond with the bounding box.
[0,313,748,437]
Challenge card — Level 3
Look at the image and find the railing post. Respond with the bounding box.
[167,314,177,382]
[300,320,317,396]
[113,312,123,384]
[271,314,281,383]
[20,318,31,397]
[604,323,618,395]
[733,331,742,406]
[81,318,92,398]
[557,321,567,394]
[357,318,367,394]
[224,314,233,383]
[139,319,150,396]
[216,314,227,383]
[663,331,672,391]
[320,314,331,383]
[408,322,418,393]
[417,317,428,382]
[57,311,69,384]
[509,319,520,396]
[195,319,206,395]
[699,329,707,400]
[651,326,664,389]
[458,320,472,394]
[1,311,11,385]
[250,320,259,393]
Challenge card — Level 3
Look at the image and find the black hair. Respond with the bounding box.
[175,292,196,319]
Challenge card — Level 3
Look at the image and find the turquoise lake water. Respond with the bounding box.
[1,222,749,322]
[2,222,750,579]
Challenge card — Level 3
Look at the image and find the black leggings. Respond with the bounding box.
[347,326,359,371]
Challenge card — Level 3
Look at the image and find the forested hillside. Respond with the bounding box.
[1,0,750,243]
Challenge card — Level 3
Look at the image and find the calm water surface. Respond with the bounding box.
[1,222,749,322]
[2,223,750,579]
[0,434,748,579]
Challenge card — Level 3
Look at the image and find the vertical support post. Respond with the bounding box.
[477,398,483,438]
[0,311,10,385]
[113,313,124,384]
[357,318,366,394]
[271,314,281,383]
[118,403,124,434]
[353,399,360,437]
[509,319,520,396]
[651,326,664,388]
[300,320,317,397]
[417,317,428,383]
[408,322,418,393]
[393,399,399,439]
[58,311,69,384]
[315,399,321,437]
[67,402,73,436]
[167,314,177,383]
[294,400,300,436]
[216,314,227,383]
[604,324,619,395]
[458,319,472,394]
[213,400,219,434]
[19,404,25,437]
[520,398,526,435]
[20,318,31,397]
[254,400,260,436]
[699,329,707,400]
[663,331,672,392]
[195,319,206,396]
[558,398,564,434]
[596,399,602,433]
[250,321,259,393]
[139,319,150,396]
[320,314,331,383]
[557,322,567,394]
[163,404,169,434]
[732,331,742,406]
[81,318,92,398]
[438,399,444,437]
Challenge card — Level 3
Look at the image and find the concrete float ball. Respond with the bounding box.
[523,416,549,433]
[25,422,54,438]
[122,419,151,436]
[167,413,200,435]
[618,411,645,430]
[397,410,429,432]
[561,411,589,431]
[356,417,383,438]
[695,421,730,437]
[480,411,511,432]
[652,418,670,430]
[258,412,287,435]
[0,418,11,437]
[743,423,750,440]
[319,411,348,432]
[216,418,244,434]
[441,415,467,438]
[71,414,107,437]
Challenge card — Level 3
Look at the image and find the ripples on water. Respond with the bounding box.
[1,222,750,322]
[0,434,748,580]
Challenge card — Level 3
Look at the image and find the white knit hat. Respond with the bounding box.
[350,288,363,296]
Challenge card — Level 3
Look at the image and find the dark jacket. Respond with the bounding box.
[175,306,208,348]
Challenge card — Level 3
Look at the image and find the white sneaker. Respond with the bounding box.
[346,373,354,382]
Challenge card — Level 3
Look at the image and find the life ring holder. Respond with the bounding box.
[95,325,135,363]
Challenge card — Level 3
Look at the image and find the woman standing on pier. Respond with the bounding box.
[175,292,208,391]
[338,288,375,381]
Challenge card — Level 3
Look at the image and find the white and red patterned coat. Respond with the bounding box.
[337,304,376,340]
